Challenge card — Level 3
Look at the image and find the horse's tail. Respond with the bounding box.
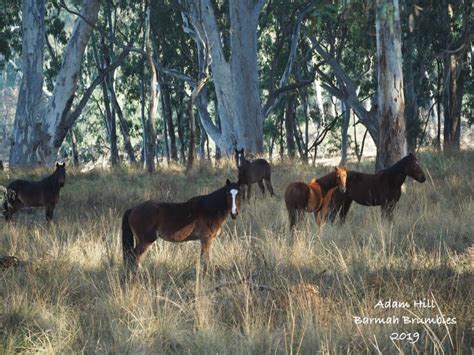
[121,208,135,266]
[1,187,16,220]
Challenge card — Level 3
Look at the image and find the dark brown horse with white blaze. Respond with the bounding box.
[3,162,66,222]
[285,166,347,230]
[329,153,426,221]
[235,148,275,199]
[122,179,241,272]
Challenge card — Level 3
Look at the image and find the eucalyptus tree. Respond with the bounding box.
[10,0,101,166]
[375,0,407,170]
[178,0,315,155]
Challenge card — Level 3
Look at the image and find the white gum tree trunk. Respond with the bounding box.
[10,0,100,166]
[182,0,308,155]
[9,0,45,166]
[375,0,407,171]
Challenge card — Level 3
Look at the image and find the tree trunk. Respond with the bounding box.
[441,0,470,151]
[10,0,100,166]
[375,0,407,171]
[340,101,350,165]
[144,10,158,173]
[404,10,419,152]
[9,0,45,166]
[162,85,178,161]
[70,128,79,167]
[110,85,136,163]
[175,90,186,164]
[285,94,297,159]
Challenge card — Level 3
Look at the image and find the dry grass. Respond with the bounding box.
[1,151,473,353]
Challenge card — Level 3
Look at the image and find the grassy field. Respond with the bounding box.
[0,151,472,354]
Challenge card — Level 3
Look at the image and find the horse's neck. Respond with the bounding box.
[44,173,59,188]
[202,188,229,217]
[317,172,337,192]
[383,163,407,186]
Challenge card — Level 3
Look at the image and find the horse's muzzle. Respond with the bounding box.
[231,212,238,219]
[339,186,346,193]
[417,175,426,183]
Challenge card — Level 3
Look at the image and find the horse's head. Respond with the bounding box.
[404,153,426,183]
[335,166,347,193]
[234,148,245,168]
[306,178,321,212]
[226,179,241,219]
[55,162,66,187]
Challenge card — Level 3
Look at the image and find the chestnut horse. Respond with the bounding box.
[122,179,241,271]
[3,162,66,222]
[235,148,275,199]
[329,153,426,221]
[285,166,347,230]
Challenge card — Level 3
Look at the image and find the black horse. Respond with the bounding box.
[235,148,275,199]
[3,162,66,222]
[327,153,426,221]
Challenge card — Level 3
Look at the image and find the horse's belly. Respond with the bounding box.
[161,223,198,242]
[18,192,44,207]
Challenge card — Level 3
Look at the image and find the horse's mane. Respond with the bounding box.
[194,186,229,217]
[316,172,337,191]
[383,155,409,176]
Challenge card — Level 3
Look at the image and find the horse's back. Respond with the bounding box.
[247,158,271,180]
[8,179,45,206]
[129,199,200,242]
[285,182,309,210]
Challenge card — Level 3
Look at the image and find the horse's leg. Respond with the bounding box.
[258,179,265,196]
[381,203,395,221]
[339,198,353,223]
[288,209,297,231]
[200,237,214,273]
[132,229,157,267]
[45,204,55,222]
[314,211,322,226]
[264,177,275,197]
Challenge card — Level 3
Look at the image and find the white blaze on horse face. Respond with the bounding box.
[230,189,239,214]
[238,153,242,167]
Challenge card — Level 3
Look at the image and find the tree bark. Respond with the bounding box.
[375,0,407,171]
[10,0,100,166]
[285,94,297,159]
[181,0,311,155]
[161,84,178,161]
[9,0,45,166]
[442,0,471,151]
[144,5,158,173]
[340,101,350,165]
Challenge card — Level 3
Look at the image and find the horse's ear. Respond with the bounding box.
[226,179,231,186]
[240,148,244,154]
[234,148,238,153]
[56,162,60,168]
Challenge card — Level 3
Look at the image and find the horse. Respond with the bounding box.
[122,179,241,272]
[285,166,347,230]
[235,148,275,199]
[328,153,426,221]
[3,162,66,222]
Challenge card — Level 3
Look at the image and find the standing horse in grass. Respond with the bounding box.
[235,148,275,199]
[3,162,66,222]
[122,179,241,272]
[285,166,347,230]
[329,153,426,221]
